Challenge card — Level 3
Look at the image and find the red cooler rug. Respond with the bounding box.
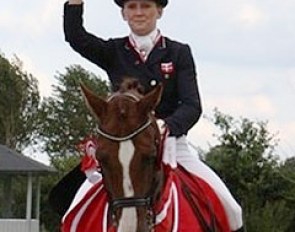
[61,166,230,232]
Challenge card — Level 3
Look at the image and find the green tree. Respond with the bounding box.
[0,53,41,219]
[38,65,109,161]
[276,157,295,232]
[205,109,294,231]
[0,54,40,151]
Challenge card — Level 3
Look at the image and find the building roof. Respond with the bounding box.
[0,144,56,174]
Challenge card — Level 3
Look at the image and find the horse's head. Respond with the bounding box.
[81,78,164,232]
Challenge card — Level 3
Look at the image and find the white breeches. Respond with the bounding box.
[163,136,243,231]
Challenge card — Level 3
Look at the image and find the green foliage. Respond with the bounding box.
[0,54,40,151]
[245,201,293,232]
[276,157,295,231]
[205,109,295,231]
[38,65,109,160]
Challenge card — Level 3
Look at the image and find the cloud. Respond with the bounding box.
[204,94,276,121]
[268,120,295,160]
[0,8,18,31]
[1,1,60,38]
[0,10,10,24]
[287,74,295,91]
[234,3,268,28]
[24,3,60,36]
[188,117,219,150]
[11,53,54,97]
[176,1,295,68]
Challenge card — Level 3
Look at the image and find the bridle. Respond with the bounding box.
[96,92,154,142]
[96,92,160,229]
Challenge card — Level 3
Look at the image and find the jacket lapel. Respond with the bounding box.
[123,36,168,65]
[146,36,168,65]
[123,38,141,64]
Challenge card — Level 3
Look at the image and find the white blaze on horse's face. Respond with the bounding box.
[118,140,135,197]
[117,140,137,232]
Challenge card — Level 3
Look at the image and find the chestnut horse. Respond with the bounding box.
[81,78,164,232]
[61,78,230,232]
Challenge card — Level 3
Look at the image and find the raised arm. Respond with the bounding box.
[64,0,114,71]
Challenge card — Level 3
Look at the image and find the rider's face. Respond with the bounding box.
[122,0,163,36]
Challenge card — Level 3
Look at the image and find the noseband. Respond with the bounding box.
[96,119,152,142]
[96,92,158,228]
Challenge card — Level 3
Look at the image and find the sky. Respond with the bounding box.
[1,0,295,163]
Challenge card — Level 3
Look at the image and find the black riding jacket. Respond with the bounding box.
[63,2,202,137]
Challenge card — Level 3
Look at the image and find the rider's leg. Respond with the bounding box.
[175,136,243,231]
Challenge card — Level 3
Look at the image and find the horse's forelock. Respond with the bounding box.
[119,77,145,95]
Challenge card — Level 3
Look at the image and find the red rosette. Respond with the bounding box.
[76,135,100,172]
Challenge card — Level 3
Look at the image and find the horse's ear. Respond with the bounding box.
[138,84,163,114]
[80,82,107,119]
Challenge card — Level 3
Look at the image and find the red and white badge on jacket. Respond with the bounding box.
[161,62,174,79]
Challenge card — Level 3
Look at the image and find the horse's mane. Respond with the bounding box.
[117,77,145,95]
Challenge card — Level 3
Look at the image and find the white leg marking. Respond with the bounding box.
[117,140,137,232]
